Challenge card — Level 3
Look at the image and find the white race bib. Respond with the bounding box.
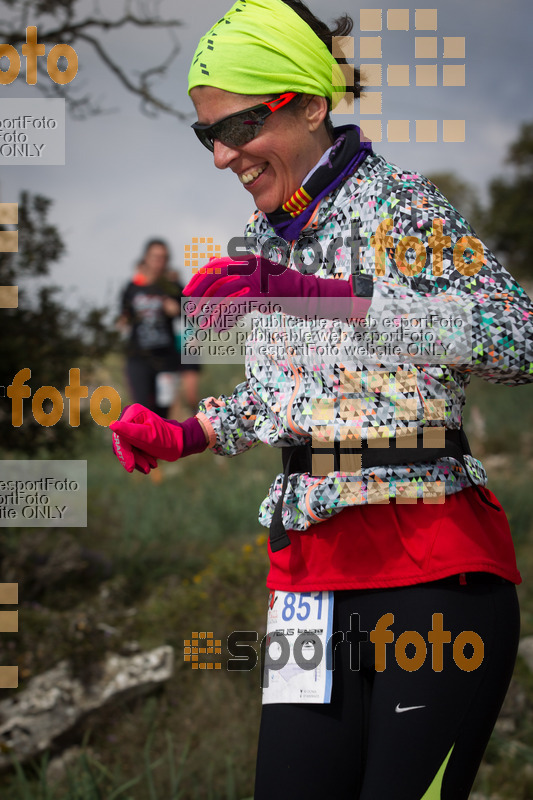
[155,371,179,406]
[262,590,334,704]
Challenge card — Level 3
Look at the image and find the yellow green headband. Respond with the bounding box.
[188,0,346,107]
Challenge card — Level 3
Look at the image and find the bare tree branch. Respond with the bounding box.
[76,30,187,120]
[0,0,186,120]
[34,57,116,118]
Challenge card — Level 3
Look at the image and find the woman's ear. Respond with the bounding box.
[304,95,330,132]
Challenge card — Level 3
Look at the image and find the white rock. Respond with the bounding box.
[0,646,174,770]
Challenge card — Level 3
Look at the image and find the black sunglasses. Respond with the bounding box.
[191,91,300,152]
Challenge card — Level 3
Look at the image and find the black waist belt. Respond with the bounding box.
[269,428,499,553]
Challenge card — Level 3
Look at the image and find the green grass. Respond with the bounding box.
[1,363,533,798]
[463,374,533,459]
[5,733,249,799]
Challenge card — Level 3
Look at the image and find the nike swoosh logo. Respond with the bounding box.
[395,703,426,713]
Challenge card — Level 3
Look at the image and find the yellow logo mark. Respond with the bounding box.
[0,583,18,689]
[184,238,222,274]
[184,631,222,670]
[0,203,18,309]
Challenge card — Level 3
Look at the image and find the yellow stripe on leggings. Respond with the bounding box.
[420,743,454,799]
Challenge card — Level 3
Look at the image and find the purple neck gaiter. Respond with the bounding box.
[266,125,373,242]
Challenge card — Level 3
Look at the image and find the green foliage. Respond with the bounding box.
[2,110,533,794]
[463,377,533,459]
[0,378,532,797]
[486,122,533,280]
[429,121,533,281]
[5,733,247,800]
[0,191,118,456]
[507,122,533,175]
[2,193,64,281]
[427,170,486,237]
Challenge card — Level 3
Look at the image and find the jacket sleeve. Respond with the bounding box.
[197,380,263,456]
[363,173,533,386]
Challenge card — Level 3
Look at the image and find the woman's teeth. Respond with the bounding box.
[240,165,267,184]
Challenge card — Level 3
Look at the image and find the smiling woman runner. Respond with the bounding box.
[109,1,533,798]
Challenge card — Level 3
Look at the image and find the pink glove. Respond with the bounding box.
[110,404,208,473]
[182,256,372,330]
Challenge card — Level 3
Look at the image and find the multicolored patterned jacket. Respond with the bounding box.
[198,151,533,532]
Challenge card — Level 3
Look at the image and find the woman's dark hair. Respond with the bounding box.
[142,238,170,260]
[281,0,361,137]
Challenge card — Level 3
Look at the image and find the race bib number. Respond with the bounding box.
[262,590,334,704]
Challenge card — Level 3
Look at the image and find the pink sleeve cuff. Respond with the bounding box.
[195,412,217,449]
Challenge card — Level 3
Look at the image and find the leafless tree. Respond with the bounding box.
[0,0,187,120]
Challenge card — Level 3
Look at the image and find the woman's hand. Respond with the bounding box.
[182,256,372,330]
[110,404,208,473]
[162,296,181,317]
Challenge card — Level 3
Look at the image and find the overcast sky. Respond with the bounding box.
[0,0,531,311]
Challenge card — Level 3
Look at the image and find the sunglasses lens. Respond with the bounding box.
[193,96,296,152]
[213,111,264,148]
[193,127,214,151]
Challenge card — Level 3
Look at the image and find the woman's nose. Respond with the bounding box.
[213,138,240,169]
